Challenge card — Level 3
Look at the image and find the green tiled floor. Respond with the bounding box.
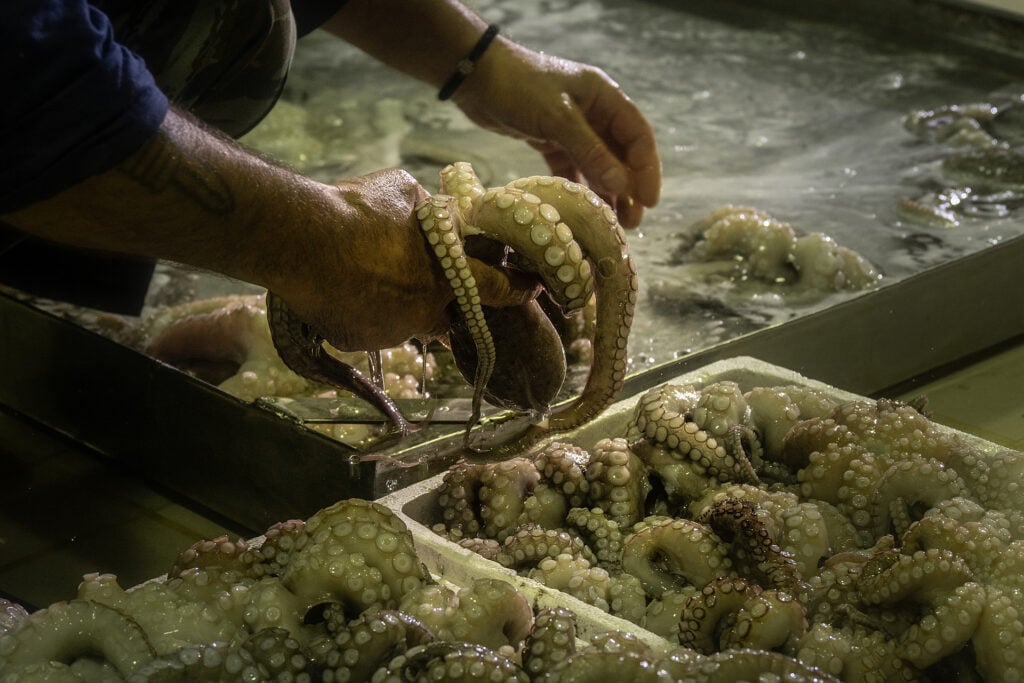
[2,340,1023,610]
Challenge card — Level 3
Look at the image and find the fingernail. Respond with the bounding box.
[600,167,628,195]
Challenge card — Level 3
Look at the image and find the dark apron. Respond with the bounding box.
[0,0,296,314]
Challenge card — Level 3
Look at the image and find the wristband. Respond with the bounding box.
[437,24,500,101]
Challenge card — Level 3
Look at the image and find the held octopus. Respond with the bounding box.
[433,379,1024,681]
[268,162,638,446]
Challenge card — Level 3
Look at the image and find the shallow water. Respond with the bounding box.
[238,0,1024,373]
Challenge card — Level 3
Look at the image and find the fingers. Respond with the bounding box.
[532,134,648,229]
[604,93,662,210]
[536,73,661,228]
[467,257,542,308]
[545,93,632,199]
[614,195,646,231]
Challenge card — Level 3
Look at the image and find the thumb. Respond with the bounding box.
[467,257,542,307]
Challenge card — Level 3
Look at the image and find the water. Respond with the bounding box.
[237,0,1024,373]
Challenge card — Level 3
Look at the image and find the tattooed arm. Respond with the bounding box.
[3,107,534,350]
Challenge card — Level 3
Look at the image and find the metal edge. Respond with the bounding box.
[0,293,376,532]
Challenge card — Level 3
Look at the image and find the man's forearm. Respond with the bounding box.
[2,106,327,297]
[322,0,494,89]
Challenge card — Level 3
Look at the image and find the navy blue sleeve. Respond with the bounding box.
[0,1,169,213]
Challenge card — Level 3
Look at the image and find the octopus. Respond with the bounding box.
[655,206,880,312]
[430,377,1024,681]
[268,161,638,446]
[899,95,1024,227]
[0,492,841,683]
[3,498,672,683]
[142,294,435,409]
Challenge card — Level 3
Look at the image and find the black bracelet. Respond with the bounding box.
[437,24,500,101]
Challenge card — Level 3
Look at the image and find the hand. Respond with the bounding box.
[454,38,662,229]
[275,168,539,352]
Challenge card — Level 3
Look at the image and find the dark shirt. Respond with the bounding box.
[0,0,348,214]
[0,0,169,213]
[0,0,345,312]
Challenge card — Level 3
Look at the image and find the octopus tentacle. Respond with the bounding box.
[631,440,711,508]
[77,570,242,656]
[123,641,267,682]
[520,483,572,529]
[527,555,642,622]
[585,438,650,529]
[395,579,532,653]
[532,442,592,509]
[265,291,411,434]
[282,499,426,616]
[564,507,624,568]
[540,650,675,683]
[242,627,310,681]
[973,586,1024,681]
[496,526,598,570]
[642,589,695,641]
[378,641,530,683]
[396,584,462,643]
[867,455,969,539]
[678,577,760,654]
[696,499,807,598]
[478,458,540,541]
[522,607,577,679]
[0,600,155,678]
[679,577,806,655]
[621,518,734,598]
[243,518,306,580]
[745,384,838,464]
[440,163,636,447]
[167,535,250,579]
[144,294,314,401]
[633,384,758,484]
[584,629,653,657]
[681,648,838,683]
[321,608,434,682]
[435,460,487,540]
[457,537,501,562]
[415,194,496,432]
[692,381,747,438]
[0,599,29,639]
[796,623,916,682]
[857,548,981,669]
[900,505,1010,579]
